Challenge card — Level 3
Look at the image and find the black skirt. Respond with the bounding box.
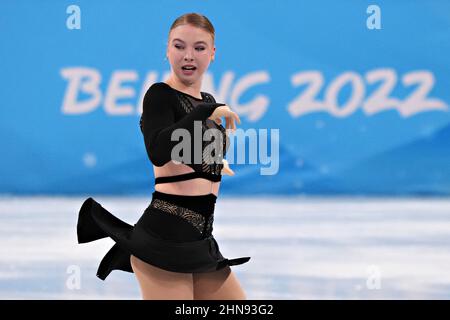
[77,190,251,280]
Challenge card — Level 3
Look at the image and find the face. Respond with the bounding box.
[166,24,215,86]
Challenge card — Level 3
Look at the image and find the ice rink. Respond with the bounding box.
[1,195,449,299]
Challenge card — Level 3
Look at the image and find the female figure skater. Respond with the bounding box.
[76,13,250,300]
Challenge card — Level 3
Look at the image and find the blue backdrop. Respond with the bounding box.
[1,0,449,196]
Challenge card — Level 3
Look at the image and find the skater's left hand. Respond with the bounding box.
[221,159,234,176]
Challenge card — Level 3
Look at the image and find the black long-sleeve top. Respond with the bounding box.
[139,82,229,176]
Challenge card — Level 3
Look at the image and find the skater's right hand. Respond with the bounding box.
[208,105,241,133]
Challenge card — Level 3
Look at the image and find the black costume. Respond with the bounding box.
[77,82,251,280]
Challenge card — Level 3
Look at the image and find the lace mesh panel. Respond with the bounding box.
[177,93,196,113]
[138,88,229,175]
[149,198,214,236]
[177,92,228,174]
[205,214,214,238]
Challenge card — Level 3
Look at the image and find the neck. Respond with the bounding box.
[166,76,202,98]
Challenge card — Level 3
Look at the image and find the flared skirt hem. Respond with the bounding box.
[77,197,251,280]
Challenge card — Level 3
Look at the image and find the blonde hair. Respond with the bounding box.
[168,13,215,44]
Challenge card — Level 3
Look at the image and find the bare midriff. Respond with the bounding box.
[153,161,220,196]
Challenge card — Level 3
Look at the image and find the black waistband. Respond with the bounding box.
[155,172,222,185]
[151,190,217,215]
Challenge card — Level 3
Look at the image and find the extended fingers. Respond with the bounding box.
[222,109,240,132]
[226,117,236,132]
[234,112,241,124]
